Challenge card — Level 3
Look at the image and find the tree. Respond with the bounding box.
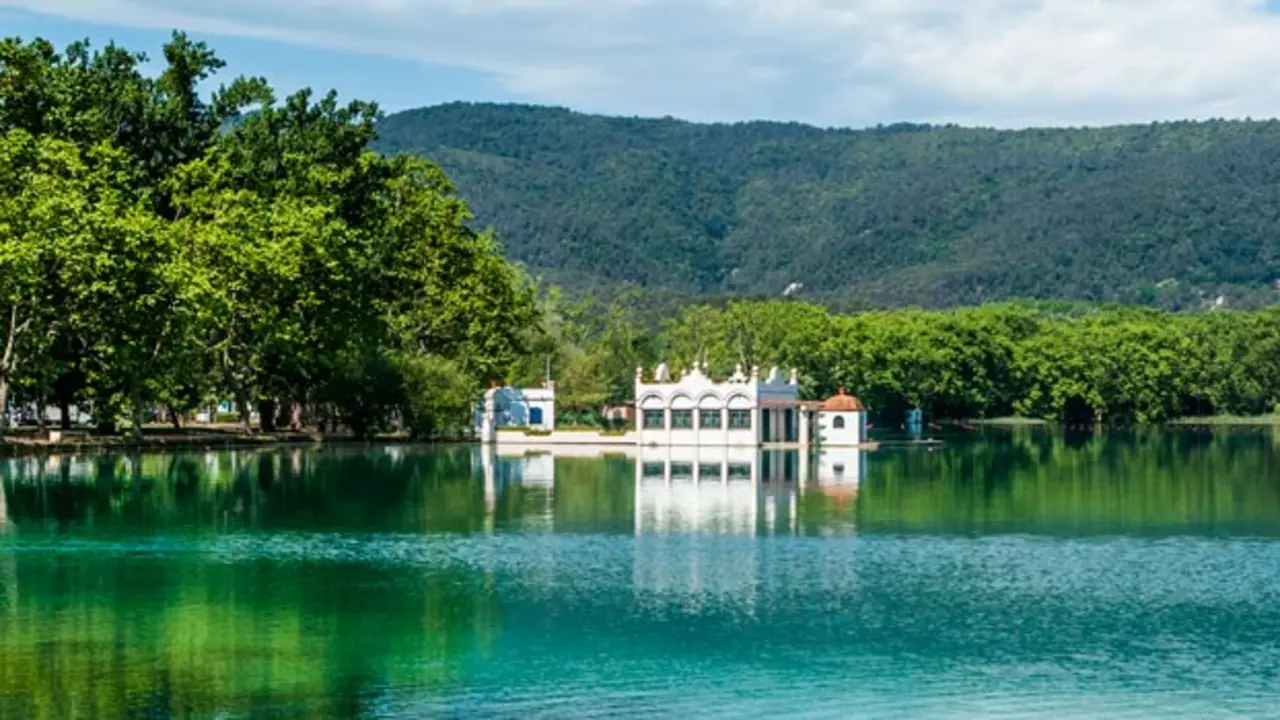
[0,133,131,428]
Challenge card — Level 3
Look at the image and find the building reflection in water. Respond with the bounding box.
[475,444,866,613]
[475,444,866,536]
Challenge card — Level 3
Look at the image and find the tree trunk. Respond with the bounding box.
[129,388,144,443]
[0,374,8,432]
[168,404,183,430]
[59,396,72,430]
[275,400,296,431]
[236,394,251,434]
[258,399,277,433]
[35,393,46,434]
[0,306,34,433]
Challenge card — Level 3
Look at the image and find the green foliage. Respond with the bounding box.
[648,300,1280,424]
[0,35,535,437]
[374,103,1280,309]
[397,354,476,440]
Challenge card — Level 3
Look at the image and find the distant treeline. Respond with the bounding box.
[527,293,1280,424]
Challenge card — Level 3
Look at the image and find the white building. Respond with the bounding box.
[634,362,804,446]
[476,383,556,443]
[634,363,870,448]
[815,389,867,446]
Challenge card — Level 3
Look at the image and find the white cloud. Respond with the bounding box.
[5,0,1280,127]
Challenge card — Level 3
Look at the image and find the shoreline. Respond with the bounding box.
[5,415,1278,457]
[0,429,472,457]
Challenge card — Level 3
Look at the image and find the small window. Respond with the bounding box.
[698,463,722,478]
[643,410,665,429]
[643,462,665,477]
[671,410,694,429]
[699,410,722,429]
[728,410,752,429]
[529,407,543,425]
[670,463,693,478]
[833,416,846,429]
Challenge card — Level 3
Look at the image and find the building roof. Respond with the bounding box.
[757,398,824,409]
[822,388,865,412]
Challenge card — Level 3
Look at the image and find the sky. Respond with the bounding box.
[4,1,1280,129]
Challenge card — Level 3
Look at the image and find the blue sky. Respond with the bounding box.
[0,6,507,114]
[4,1,1280,128]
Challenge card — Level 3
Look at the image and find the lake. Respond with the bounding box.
[2,429,1279,718]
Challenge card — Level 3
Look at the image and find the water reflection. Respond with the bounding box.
[1,429,1279,718]
[478,445,865,538]
[2,428,1279,538]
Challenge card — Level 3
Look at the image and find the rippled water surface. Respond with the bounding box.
[2,429,1280,718]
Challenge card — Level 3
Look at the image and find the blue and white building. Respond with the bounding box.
[475,383,556,443]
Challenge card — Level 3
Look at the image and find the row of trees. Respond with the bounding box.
[533,296,1280,425]
[0,33,536,438]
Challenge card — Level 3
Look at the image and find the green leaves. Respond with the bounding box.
[0,33,537,437]
[650,299,1280,425]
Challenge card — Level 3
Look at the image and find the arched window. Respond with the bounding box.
[529,407,544,425]
[833,416,846,429]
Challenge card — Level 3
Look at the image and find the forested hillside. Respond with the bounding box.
[375,103,1280,309]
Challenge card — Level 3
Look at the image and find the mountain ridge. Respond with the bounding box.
[373,101,1280,309]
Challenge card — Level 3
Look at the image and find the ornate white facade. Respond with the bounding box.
[634,362,807,446]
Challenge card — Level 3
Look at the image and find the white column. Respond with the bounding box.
[481,393,495,444]
[799,409,811,446]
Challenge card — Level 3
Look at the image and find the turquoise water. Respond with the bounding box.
[2,429,1279,718]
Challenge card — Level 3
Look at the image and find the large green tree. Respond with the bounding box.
[1,33,539,439]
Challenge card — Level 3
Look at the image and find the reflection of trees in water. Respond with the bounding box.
[6,432,1278,539]
[0,447,489,534]
[854,428,1280,535]
[549,456,635,534]
[0,538,502,718]
[0,480,12,614]
[0,447,510,717]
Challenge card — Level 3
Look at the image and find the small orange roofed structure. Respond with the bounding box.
[817,388,867,446]
[821,387,866,412]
